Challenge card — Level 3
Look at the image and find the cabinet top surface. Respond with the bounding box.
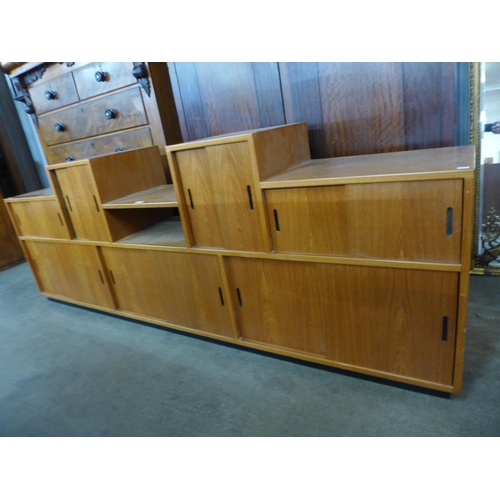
[5,187,54,202]
[261,146,476,188]
[165,122,307,152]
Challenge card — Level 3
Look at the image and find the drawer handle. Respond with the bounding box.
[65,156,75,162]
[446,207,453,236]
[115,147,126,152]
[95,71,107,82]
[105,108,117,120]
[54,123,65,132]
[45,90,57,100]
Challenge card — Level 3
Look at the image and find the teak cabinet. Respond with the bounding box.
[4,123,475,394]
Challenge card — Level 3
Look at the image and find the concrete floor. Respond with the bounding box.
[0,261,499,436]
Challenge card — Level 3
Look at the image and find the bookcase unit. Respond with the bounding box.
[4,123,475,394]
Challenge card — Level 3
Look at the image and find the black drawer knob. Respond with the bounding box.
[105,108,117,119]
[95,71,107,82]
[54,123,65,132]
[65,156,75,162]
[45,90,57,100]
[115,147,126,152]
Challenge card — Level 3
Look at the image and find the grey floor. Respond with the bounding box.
[0,261,499,437]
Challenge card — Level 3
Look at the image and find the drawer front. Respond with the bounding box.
[265,179,463,264]
[9,199,70,239]
[72,62,137,100]
[47,128,154,163]
[39,87,148,146]
[30,72,79,114]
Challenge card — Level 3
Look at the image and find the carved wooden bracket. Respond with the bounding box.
[132,62,151,97]
[475,207,500,269]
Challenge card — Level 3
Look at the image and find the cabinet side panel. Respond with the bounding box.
[252,122,311,181]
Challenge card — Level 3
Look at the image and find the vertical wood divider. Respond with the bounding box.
[453,176,475,394]
[166,149,195,247]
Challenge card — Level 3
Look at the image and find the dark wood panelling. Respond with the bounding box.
[316,62,406,157]
[171,62,461,157]
[251,63,285,128]
[279,62,327,158]
[440,62,458,147]
[173,62,209,141]
[403,62,458,150]
[172,63,283,141]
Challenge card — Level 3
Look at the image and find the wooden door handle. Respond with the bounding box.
[247,185,254,210]
[218,287,225,306]
[65,195,73,212]
[93,195,100,212]
[273,209,280,232]
[236,288,243,307]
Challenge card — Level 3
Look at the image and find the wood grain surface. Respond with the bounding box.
[101,247,234,337]
[24,240,115,309]
[265,179,464,264]
[170,62,460,157]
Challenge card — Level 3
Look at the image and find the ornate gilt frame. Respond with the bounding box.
[470,62,500,275]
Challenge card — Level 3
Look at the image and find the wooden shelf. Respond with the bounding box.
[115,218,187,247]
[102,185,178,209]
[260,146,475,189]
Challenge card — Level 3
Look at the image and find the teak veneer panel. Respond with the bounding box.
[54,163,111,242]
[8,198,71,239]
[101,247,234,338]
[24,240,115,309]
[325,265,459,386]
[174,143,269,251]
[266,179,463,264]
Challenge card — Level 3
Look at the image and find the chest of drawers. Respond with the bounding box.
[6,62,182,165]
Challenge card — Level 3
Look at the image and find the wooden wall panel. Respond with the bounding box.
[279,62,327,158]
[316,62,406,157]
[172,63,284,141]
[170,62,460,158]
[402,62,457,150]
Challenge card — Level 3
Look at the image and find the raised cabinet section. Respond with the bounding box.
[168,123,311,252]
[54,163,111,241]
[24,240,115,309]
[265,179,463,263]
[48,147,174,243]
[175,143,268,251]
[227,257,459,386]
[101,247,234,338]
[5,188,72,240]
